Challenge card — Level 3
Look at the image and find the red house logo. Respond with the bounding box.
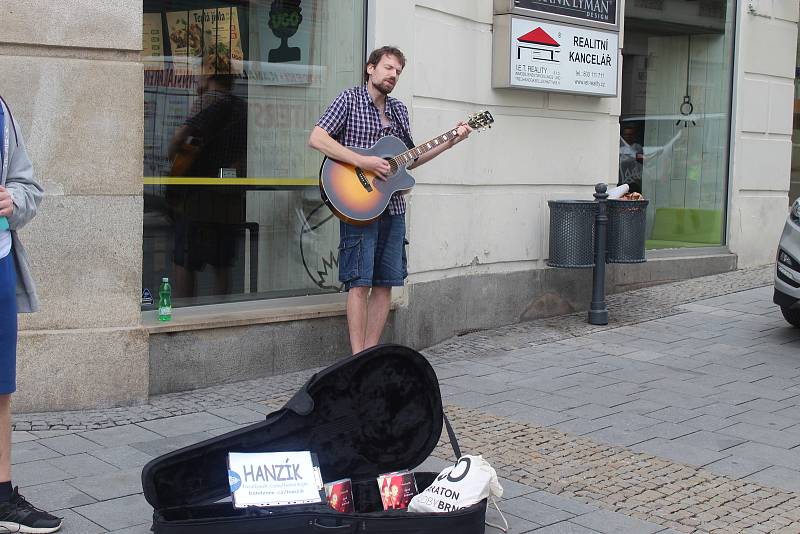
[518,27,559,47]
[517,27,560,62]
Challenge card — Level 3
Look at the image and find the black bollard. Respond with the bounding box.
[588,183,609,325]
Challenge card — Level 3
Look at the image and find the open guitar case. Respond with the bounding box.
[141,344,488,533]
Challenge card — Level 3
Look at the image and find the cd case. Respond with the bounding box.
[377,470,418,511]
[324,478,354,513]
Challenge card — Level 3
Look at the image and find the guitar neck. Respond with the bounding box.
[392,128,460,167]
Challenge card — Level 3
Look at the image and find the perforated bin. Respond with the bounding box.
[547,200,597,268]
[606,199,649,263]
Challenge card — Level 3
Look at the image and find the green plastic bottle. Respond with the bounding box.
[158,277,172,321]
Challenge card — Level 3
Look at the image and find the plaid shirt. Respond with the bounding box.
[316,85,413,215]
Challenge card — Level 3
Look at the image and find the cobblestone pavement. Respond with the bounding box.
[14,265,774,431]
[11,264,800,533]
[437,406,800,533]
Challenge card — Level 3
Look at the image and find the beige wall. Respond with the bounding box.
[0,1,147,411]
[368,0,796,278]
[368,0,621,288]
[728,0,799,267]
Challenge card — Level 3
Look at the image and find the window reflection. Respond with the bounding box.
[619,0,734,249]
[142,1,364,308]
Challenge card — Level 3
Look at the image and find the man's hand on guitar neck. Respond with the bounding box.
[357,155,391,180]
[448,121,473,147]
[362,121,471,177]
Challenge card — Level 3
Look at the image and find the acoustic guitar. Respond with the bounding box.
[319,110,494,225]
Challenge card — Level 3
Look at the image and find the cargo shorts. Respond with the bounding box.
[338,212,408,291]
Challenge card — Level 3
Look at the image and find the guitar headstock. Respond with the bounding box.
[467,110,494,131]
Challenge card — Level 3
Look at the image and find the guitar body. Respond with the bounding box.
[318,110,494,225]
[169,142,201,177]
[319,135,415,226]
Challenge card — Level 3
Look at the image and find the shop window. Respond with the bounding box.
[619,0,735,249]
[142,0,364,307]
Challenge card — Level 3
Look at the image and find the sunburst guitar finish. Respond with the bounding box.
[319,136,412,226]
[318,110,495,226]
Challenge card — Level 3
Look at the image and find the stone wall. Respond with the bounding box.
[1,1,148,411]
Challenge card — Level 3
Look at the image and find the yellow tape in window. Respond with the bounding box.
[143,177,318,186]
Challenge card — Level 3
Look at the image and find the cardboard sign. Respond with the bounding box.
[227,451,324,508]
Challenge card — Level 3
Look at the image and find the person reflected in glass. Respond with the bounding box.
[618,124,644,193]
[167,74,247,299]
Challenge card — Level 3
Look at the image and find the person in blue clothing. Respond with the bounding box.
[0,96,62,533]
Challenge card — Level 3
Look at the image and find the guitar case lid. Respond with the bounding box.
[141,344,445,510]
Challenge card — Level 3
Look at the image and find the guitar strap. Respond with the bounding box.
[384,97,415,151]
[395,114,415,151]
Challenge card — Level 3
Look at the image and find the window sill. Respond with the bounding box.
[645,246,731,259]
[142,293,348,334]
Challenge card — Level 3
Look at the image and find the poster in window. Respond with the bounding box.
[165,11,202,74]
[190,8,244,75]
[144,68,196,178]
[142,13,164,71]
[255,0,313,65]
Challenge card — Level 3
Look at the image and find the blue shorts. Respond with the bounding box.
[338,212,407,291]
[0,253,17,395]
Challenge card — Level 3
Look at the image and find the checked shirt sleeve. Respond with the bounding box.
[316,90,352,140]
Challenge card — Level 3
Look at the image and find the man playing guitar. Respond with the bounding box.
[308,46,472,355]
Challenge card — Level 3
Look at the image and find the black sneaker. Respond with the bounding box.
[0,487,62,533]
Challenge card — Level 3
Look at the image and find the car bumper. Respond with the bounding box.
[774,287,799,309]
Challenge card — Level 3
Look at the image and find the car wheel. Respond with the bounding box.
[781,307,800,328]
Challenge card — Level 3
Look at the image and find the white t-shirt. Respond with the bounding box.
[0,231,10,259]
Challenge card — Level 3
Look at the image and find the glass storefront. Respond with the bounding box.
[142,0,364,307]
[619,0,735,249]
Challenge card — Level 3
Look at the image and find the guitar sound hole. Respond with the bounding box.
[384,158,398,176]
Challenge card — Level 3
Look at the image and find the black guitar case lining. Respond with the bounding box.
[142,344,487,534]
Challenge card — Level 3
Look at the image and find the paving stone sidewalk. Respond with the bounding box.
[10,264,800,533]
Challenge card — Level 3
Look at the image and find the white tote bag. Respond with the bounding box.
[408,455,507,531]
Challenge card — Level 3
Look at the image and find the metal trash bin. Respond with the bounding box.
[547,200,597,268]
[606,199,649,263]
